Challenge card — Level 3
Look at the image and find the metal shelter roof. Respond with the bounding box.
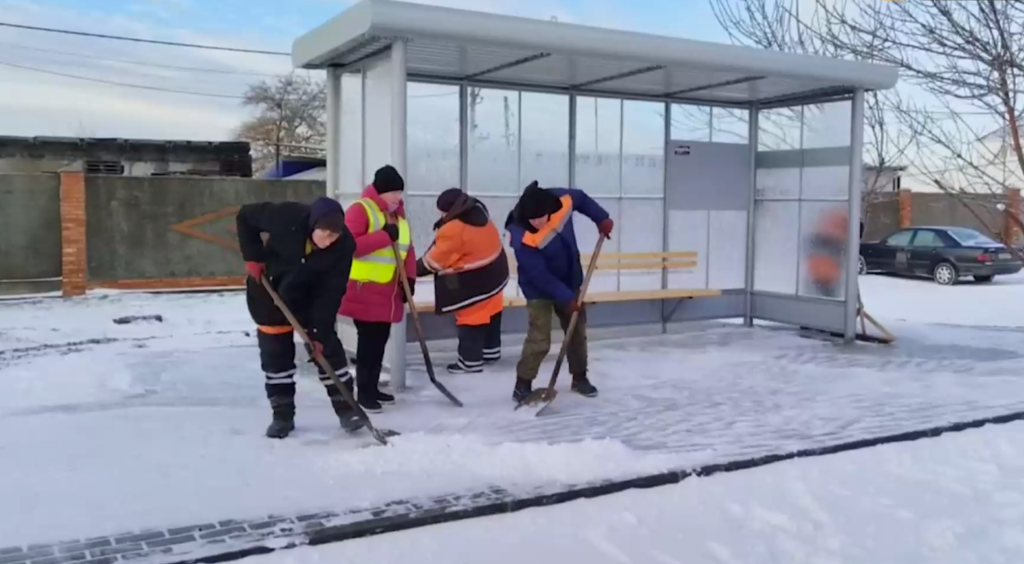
[292,0,898,107]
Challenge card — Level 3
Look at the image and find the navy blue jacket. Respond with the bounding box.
[504,188,610,306]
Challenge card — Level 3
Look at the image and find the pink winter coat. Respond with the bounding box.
[339,185,418,323]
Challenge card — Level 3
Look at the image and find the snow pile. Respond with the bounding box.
[321,433,679,491]
[246,422,1024,564]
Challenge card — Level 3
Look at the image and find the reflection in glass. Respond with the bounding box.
[803,101,852,149]
[575,96,621,196]
[407,82,459,194]
[467,88,520,195]
[758,107,802,151]
[670,104,710,142]
[712,107,749,144]
[753,201,800,294]
[622,100,665,196]
[521,92,569,189]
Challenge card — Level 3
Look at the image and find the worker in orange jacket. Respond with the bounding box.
[416,188,510,373]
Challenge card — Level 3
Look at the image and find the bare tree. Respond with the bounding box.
[236,73,326,174]
[711,0,914,233]
[813,0,1024,245]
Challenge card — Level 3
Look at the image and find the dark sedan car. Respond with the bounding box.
[859,226,1022,285]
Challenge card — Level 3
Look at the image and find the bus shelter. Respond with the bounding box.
[292,0,899,389]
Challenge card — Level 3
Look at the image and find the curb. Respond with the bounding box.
[165,408,1024,563]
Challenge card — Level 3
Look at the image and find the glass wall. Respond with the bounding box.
[407,82,673,299]
[666,104,750,292]
[753,101,851,300]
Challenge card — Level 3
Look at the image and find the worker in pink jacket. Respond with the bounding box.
[339,165,417,413]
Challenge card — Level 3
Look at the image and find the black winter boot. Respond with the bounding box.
[327,380,364,433]
[512,378,533,403]
[375,389,395,405]
[571,374,598,398]
[266,396,296,439]
[356,371,383,413]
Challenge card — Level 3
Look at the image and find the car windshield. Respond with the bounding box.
[946,228,999,246]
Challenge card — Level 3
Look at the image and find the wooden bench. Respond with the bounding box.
[413,251,721,313]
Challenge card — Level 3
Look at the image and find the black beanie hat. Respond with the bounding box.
[373,165,405,194]
[436,188,465,213]
[309,196,345,233]
[517,181,563,221]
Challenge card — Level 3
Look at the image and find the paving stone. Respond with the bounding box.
[0,550,22,557]
[144,535,196,549]
[0,547,54,564]
[294,512,334,523]
[246,518,294,532]
[86,544,143,559]
[118,547,174,562]
[197,527,247,541]
[28,552,87,564]
[56,541,110,556]
[166,524,215,537]
[216,520,249,528]
[81,558,117,564]
[112,532,165,546]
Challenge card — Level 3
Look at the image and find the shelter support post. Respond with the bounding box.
[845,90,865,342]
[660,101,671,333]
[744,105,759,326]
[388,40,409,390]
[326,67,342,198]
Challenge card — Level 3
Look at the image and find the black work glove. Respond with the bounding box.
[401,281,415,303]
[382,223,399,242]
[415,258,431,278]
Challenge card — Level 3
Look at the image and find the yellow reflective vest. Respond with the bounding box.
[349,198,411,284]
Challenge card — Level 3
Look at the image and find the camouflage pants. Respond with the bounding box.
[515,300,588,381]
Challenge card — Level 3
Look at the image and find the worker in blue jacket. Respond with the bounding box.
[504,181,614,403]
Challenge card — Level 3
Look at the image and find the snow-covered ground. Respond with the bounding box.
[2,272,1023,555]
[249,420,1024,564]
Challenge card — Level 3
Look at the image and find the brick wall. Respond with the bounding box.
[59,170,87,297]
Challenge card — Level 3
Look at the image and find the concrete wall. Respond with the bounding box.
[862,193,900,241]
[0,173,61,293]
[85,176,325,282]
[911,192,1003,239]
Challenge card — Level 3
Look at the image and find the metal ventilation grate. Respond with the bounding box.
[85,160,125,175]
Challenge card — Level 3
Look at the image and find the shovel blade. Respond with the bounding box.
[513,388,557,410]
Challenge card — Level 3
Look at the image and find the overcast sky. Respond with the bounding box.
[0,0,728,141]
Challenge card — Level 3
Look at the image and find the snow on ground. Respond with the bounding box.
[248,421,1024,564]
[2,272,1024,547]
[861,271,1024,328]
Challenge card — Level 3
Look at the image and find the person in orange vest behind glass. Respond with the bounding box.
[805,207,849,298]
[339,165,417,414]
[416,188,510,374]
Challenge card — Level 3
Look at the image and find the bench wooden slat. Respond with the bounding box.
[420,251,701,279]
[412,288,722,313]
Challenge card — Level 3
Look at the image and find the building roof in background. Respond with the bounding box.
[0,136,251,155]
[293,0,899,106]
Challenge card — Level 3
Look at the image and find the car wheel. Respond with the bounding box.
[974,275,995,283]
[933,262,957,285]
[858,255,867,275]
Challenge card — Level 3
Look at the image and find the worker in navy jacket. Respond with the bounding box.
[504,181,614,403]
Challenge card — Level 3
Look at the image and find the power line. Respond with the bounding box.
[0,59,469,101]
[0,41,280,77]
[0,59,245,99]
[0,21,289,56]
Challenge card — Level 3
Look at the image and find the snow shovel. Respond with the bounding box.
[259,275,399,445]
[388,229,465,407]
[516,235,605,415]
